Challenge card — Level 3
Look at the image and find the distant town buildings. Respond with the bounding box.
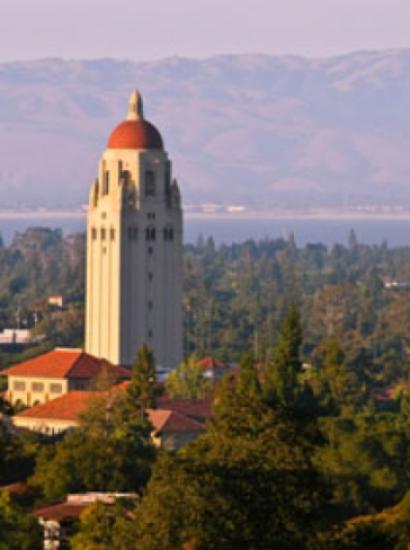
[85,90,183,370]
[0,328,32,346]
[197,356,230,380]
[383,280,410,290]
[48,294,64,309]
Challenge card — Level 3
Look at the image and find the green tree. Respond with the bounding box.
[315,337,373,413]
[126,350,325,549]
[71,500,136,550]
[166,355,211,399]
[0,491,42,550]
[316,413,410,514]
[31,391,155,500]
[0,417,38,486]
[126,345,157,414]
[237,350,261,398]
[265,304,303,408]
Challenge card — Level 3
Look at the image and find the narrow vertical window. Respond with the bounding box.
[103,171,110,195]
[145,226,156,241]
[145,170,156,197]
[163,226,174,241]
[118,160,123,183]
[128,226,138,241]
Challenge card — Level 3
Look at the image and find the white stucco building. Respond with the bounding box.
[85,91,183,369]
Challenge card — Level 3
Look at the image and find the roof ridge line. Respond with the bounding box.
[54,347,84,352]
[65,349,85,377]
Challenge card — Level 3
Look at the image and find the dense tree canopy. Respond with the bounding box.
[31,390,156,501]
[0,491,42,550]
[2,230,410,546]
[166,355,211,399]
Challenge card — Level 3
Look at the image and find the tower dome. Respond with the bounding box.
[107,90,163,150]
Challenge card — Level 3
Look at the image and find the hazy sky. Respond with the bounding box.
[1,0,410,62]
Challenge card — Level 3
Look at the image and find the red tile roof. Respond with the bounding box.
[16,391,206,434]
[16,391,97,421]
[375,382,409,402]
[147,409,205,434]
[3,348,130,380]
[33,493,138,521]
[197,357,227,370]
[157,395,212,422]
[33,502,87,521]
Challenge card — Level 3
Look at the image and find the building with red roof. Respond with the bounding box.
[33,493,138,549]
[13,391,98,434]
[147,408,205,450]
[12,389,206,448]
[2,347,130,407]
[197,356,230,380]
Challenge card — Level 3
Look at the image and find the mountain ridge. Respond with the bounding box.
[0,50,410,209]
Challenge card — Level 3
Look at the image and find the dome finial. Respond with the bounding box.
[128,90,143,121]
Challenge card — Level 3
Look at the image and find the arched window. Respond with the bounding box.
[145,170,156,197]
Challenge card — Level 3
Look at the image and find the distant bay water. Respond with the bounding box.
[1,213,410,248]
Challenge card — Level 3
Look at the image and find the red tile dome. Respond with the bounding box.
[107,90,163,150]
[107,119,163,150]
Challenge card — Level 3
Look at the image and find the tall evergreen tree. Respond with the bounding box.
[126,344,157,414]
[265,304,303,408]
[122,344,325,550]
[237,350,261,399]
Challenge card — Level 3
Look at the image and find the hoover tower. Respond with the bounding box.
[85,91,183,369]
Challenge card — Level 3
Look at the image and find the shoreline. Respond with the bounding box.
[2,209,410,222]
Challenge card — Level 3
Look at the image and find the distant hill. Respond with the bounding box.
[1,51,410,209]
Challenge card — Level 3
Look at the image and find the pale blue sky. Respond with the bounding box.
[1,0,410,61]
